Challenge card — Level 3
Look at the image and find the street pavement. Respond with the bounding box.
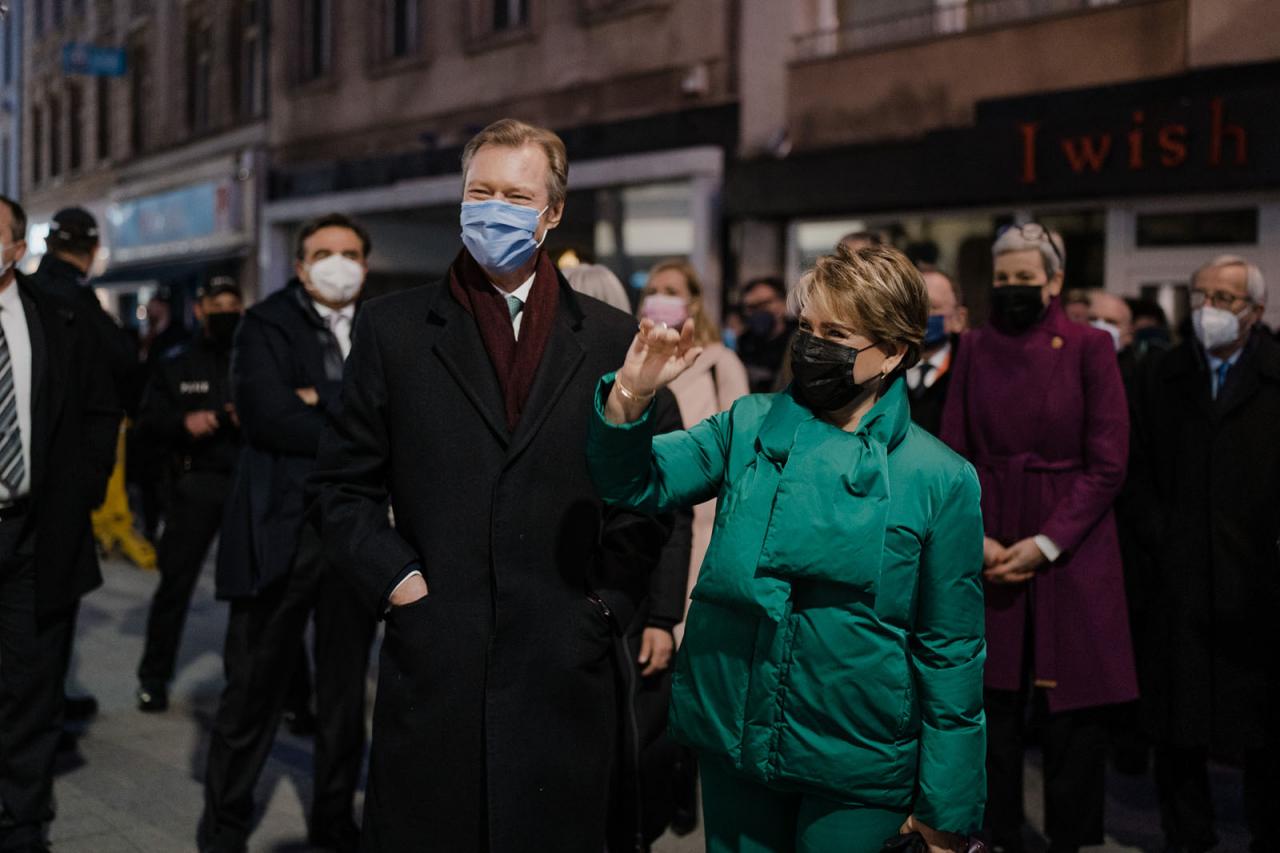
[49,556,1249,852]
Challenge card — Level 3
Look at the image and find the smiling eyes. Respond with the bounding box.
[467,186,535,204]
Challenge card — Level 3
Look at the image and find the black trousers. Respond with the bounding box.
[199,524,377,852]
[1154,744,1280,853]
[138,471,230,686]
[984,688,1108,852]
[0,517,77,851]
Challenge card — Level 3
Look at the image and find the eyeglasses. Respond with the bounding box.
[1190,289,1251,311]
[997,222,1064,272]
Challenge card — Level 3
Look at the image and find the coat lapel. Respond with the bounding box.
[506,287,586,464]
[1216,333,1280,421]
[1021,306,1070,439]
[428,288,512,447]
[18,285,52,490]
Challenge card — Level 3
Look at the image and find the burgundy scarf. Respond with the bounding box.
[448,248,560,431]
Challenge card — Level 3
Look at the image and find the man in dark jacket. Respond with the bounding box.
[199,215,378,853]
[906,268,966,435]
[309,119,680,853]
[27,207,140,411]
[27,208,144,721]
[736,276,796,393]
[0,196,118,850]
[1130,255,1279,853]
[134,278,243,712]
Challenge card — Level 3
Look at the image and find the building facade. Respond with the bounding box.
[261,0,739,314]
[730,0,1280,329]
[0,2,21,203]
[22,0,269,325]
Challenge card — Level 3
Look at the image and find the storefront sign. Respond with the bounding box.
[106,180,243,263]
[725,62,1279,218]
[1018,97,1248,185]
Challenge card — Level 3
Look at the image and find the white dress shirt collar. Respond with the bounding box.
[490,273,537,339]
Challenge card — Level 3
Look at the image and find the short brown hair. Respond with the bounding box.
[648,258,720,346]
[788,243,929,372]
[461,119,569,209]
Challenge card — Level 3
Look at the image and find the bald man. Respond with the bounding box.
[1088,290,1134,353]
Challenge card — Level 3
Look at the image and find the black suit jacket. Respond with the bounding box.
[216,281,346,598]
[308,273,680,852]
[11,275,119,617]
[907,335,959,436]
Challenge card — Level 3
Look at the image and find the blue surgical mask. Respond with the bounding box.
[923,314,948,348]
[460,200,548,275]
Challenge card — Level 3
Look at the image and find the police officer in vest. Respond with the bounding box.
[135,278,243,711]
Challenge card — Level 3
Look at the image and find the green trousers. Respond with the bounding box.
[701,758,909,853]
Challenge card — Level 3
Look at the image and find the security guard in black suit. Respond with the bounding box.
[134,279,243,711]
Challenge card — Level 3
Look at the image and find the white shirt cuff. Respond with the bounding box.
[385,570,424,613]
[1033,534,1062,563]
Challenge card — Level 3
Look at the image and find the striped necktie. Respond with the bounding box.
[0,308,24,495]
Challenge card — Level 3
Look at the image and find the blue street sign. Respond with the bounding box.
[62,43,127,77]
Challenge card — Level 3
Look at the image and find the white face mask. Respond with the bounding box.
[1090,319,1122,352]
[306,255,365,305]
[1192,305,1243,352]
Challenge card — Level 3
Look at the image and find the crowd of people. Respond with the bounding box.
[0,117,1274,853]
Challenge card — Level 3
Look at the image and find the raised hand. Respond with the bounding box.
[605,318,703,424]
[620,318,703,396]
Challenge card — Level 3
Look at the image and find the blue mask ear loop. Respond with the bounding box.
[533,205,550,249]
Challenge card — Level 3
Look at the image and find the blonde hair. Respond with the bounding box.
[647,258,720,346]
[788,244,928,371]
[461,119,569,208]
[564,263,632,313]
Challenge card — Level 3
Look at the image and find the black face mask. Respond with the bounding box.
[747,310,776,338]
[989,285,1046,335]
[206,312,241,348]
[790,331,879,412]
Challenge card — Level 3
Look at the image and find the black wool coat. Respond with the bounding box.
[29,255,142,412]
[1129,329,1280,751]
[216,281,345,598]
[12,276,119,618]
[308,275,679,853]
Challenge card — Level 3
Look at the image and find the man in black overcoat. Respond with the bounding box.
[1129,255,1280,853]
[0,196,118,850]
[309,119,680,853]
[200,215,379,853]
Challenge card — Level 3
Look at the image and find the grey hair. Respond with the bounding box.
[992,226,1066,280]
[563,263,632,313]
[1194,255,1267,306]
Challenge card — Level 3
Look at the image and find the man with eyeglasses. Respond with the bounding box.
[1129,255,1279,853]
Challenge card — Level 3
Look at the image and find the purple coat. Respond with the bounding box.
[941,300,1137,713]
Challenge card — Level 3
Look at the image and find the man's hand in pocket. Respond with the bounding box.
[389,573,429,608]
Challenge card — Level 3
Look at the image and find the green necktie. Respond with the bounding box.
[505,295,524,323]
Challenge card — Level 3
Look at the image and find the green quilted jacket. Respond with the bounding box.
[587,376,987,832]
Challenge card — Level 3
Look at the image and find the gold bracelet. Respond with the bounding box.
[615,378,654,402]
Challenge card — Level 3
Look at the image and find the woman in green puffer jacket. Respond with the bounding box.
[587,245,986,853]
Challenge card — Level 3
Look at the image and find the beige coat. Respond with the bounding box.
[667,343,750,640]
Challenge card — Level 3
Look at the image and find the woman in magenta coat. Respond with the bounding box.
[941,224,1136,853]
